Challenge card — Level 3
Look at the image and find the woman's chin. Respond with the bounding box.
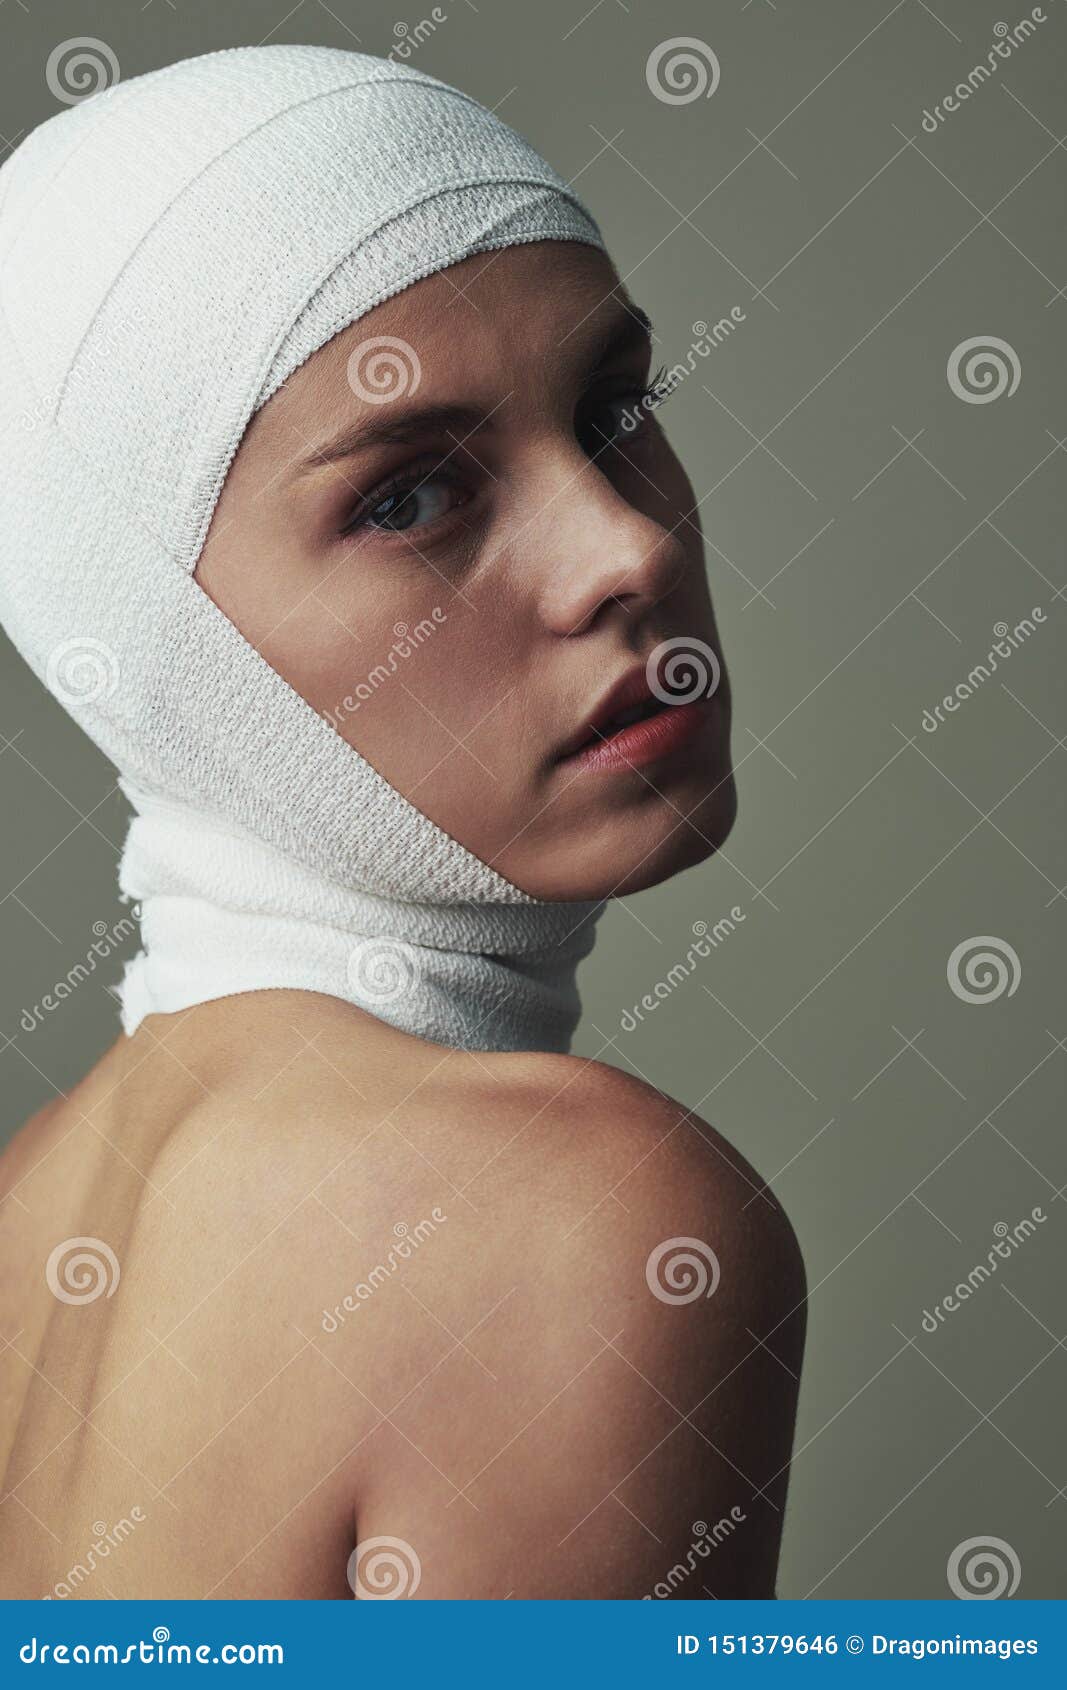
[510,771,738,902]
[610,774,738,896]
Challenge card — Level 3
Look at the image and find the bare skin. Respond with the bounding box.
[0,243,805,1599]
[0,995,804,1598]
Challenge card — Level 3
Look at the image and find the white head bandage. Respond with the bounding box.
[0,44,608,1051]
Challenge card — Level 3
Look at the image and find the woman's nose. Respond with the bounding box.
[533,448,691,637]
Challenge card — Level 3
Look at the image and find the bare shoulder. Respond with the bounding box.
[459,1046,806,1302]
[227,1018,808,1353]
[0,998,806,1598]
[109,999,807,1395]
[176,995,800,1274]
[81,1001,806,1596]
[333,1044,808,1598]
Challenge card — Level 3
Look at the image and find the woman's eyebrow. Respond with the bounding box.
[292,303,653,478]
[293,401,490,477]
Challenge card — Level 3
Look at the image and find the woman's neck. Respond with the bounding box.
[116,790,604,1055]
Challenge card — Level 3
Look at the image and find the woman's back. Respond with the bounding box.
[0,991,805,1599]
[0,992,436,1597]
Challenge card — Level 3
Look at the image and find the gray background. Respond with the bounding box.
[1,0,1063,1600]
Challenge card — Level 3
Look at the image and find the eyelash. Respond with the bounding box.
[338,456,465,540]
[581,365,671,453]
[640,365,671,409]
[337,367,673,542]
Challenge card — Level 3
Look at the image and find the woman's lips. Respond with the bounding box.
[558,695,712,774]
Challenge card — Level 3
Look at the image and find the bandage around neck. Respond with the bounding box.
[0,43,608,1052]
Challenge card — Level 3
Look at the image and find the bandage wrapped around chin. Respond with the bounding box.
[0,43,607,1051]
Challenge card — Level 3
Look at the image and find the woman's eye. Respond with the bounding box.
[352,474,460,536]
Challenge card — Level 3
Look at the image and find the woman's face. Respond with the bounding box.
[196,241,735,900]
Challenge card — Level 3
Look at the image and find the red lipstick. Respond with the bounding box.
[556,659,715,774]
[565,697,711,773]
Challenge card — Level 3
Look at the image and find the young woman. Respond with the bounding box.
[0,43,805,1600]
